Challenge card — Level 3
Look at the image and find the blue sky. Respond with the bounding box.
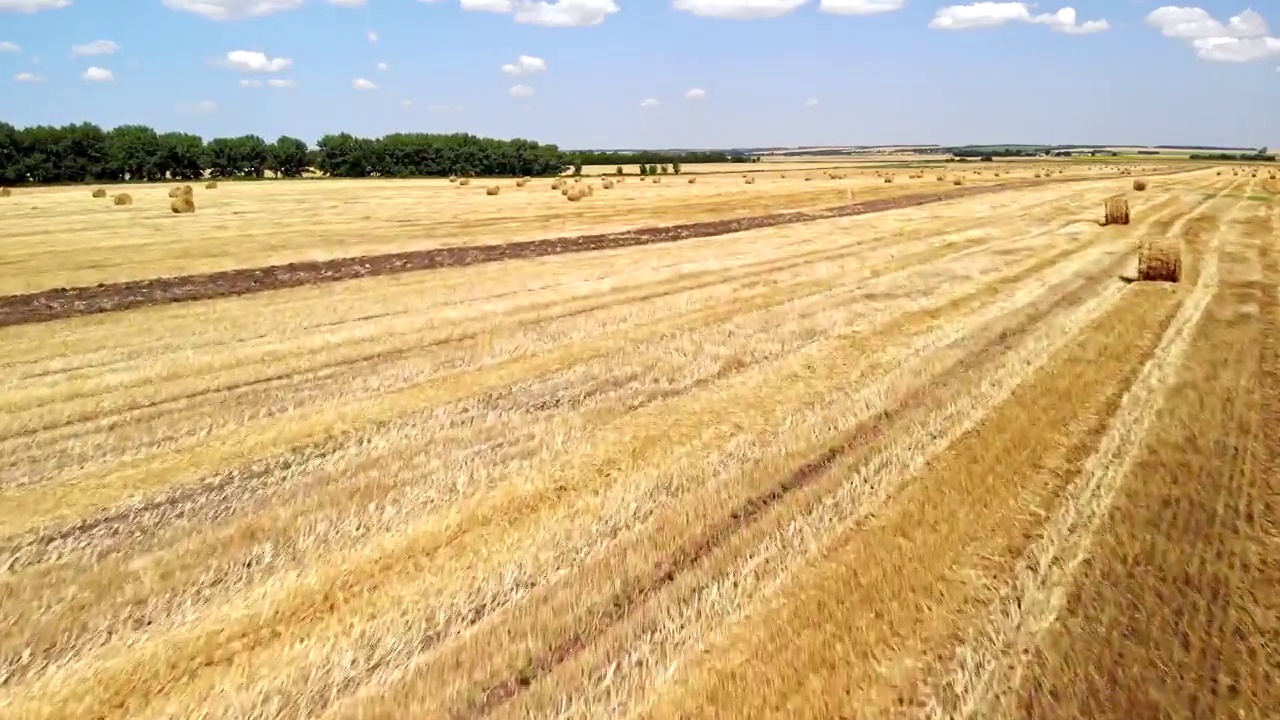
[1,0,1277,149]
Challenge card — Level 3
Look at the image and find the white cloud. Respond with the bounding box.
[819,0,904,14]
[684,87,707,99]
[222,49,292,72]
[460,0,618,26]
[0,0,70,12]
[673,0,807,19]
[161,0,305,20]
[82,66,113,82]
[239,78,264,87]
[509,83,535,97]
[353,77,378,90]
[330,0,366,5]
[177,99,217,114]
[1146,7,1280,62]
[640,97,660,107]
[376,61,388,71]
[267,77,297,87]
[366,28,379,42]
[0,41,19,52]
[401,99,413,107]
[71,39,120,56]
[501,54,547,75]
[13,72,44,82]
[929,3,1108,34]
[805,97,819,106]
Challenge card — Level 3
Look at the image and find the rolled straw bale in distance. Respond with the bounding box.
[515,178,528,187]
[458,178,471,186]
[0,187,10,197]
[551,180,563,190]
[167,185,193,198]
[112,193,133,205]
[585,184,595,197]
[1102,195,1130,226]
[1132,178,1148,191]
[653,177,662,184]
[1137,238,1182,282]
[566,186,586,202]
[485,185,501,195]
[449,176,459,183]
[170,194,196,214]
[884,177,893,183]
[953,177,965,186]
[745,177,755,184]
[92,188,107,198]
[205,181,218,189]
[602,179,615,189]
[688,177,697,184]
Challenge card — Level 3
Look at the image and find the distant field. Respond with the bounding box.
[2,162,1276,720]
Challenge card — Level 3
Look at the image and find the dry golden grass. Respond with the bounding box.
[2,168,1268,720]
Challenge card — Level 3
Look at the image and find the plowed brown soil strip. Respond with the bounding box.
[0,175,1172,328]
[1009,200,1280,718]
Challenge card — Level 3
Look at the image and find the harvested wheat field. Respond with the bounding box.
[1,167,1276,720]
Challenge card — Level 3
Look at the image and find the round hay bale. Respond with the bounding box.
[745,177,755,185]
[953,177,965,186]
[1136,239,1182,283]
[1102,195,1130,226]
[574,177,582,183]
[566,186,586,202]
[458,178,472,186]
[688,177,697,184]
[205,181,218,190]
[561,186,571,196]
[515,178,528,187]
[602,179,615,189]
[1132,178,1148,191]
[449,176,459,183]
[653,177,661,184]
[167,185,193,198]
[112,192,133,206]
[936,175,946,181]
[804,176,812,181]
[486,185,501,196]
[551,180,563,190]
[0,187,10,198]
[91,188,107,198]
[170,194,196,214]
[884,177,893,184]
[585,184,595,197]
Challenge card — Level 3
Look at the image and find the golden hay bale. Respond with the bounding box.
[884,176,893,183]
[574,177,582,183]
[687,177,697,184]
[1033,172,1042,178]
[449,176,459,183]
[561,186,571,196]
[458,178,472,186]
[936,175,946,181]
[112,192,133,205]
[566,186,586,202]
[745,177,755,184]
[653,177,662,184]
[167,185,193,198]
[0,187,10,197]
[804,176,812,181]
[602,179,615,189]
[1132,178,1148,191]
[485,185,501,196]
[585,184,595,197]
[551,180,563,190]
[1102,195,1129,226]
[1136,238,1182,283]
[91,188,107,198]
[205,181,218,190]
[170,194,196,214]
[515,178,528,187]
[953,177,965,186]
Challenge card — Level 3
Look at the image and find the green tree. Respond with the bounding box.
[615,165,624,175]
[572,159,583,176]
[659,164,669,174]
[647,164,658,175]
[638,164,648,176]
[105,125,163,181]
[158,132,207,180]
[269,136,310,178]
[671,161,681,174]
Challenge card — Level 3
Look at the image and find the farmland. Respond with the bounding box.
[1,163,1277,719]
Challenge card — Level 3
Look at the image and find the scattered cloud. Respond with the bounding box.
[353,77,378,90]
[366,28,378,42]
[221,49,293,72]
[82,66,114,82]
[640,97,660,107]
[673,0,807,19]
[330,0,366,5]
[1145,7,1280,63]
[818,0,905,15]
[460,0,618,26]
[177,99,217,114]
[401,99,413,107]
[929,3,1108,34]
[0,0,71,12]
[376,61,388,71]
[509,83,535,97]
[805,97,819,106]
[0,41,19,53]
[684,87,707,99]
[501,54,547,76]
[426,103,464,112]
[71,39,120,56]
[161,0,306,20]
[239,78,264,87]
[13,71,44,82]
[267,77,297,87]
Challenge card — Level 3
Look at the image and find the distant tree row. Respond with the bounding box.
[569,150,757,166]
[1187,152,1276,161]
[0,122,574,184]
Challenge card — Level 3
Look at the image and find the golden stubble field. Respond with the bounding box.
[0,164,1277,719]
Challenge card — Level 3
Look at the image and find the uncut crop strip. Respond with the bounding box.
[997,183,1280,719]
[0,169,1202,328]
[0,194,1130,695]
[0,183,1186,717]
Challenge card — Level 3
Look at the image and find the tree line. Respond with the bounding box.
[0,121,769,185]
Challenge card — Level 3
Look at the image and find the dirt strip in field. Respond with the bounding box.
[0,172,1193,328]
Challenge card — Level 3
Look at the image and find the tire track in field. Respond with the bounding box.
[0,228,1101,691]
[336,244,1137,720]
[913,178,1247,719]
